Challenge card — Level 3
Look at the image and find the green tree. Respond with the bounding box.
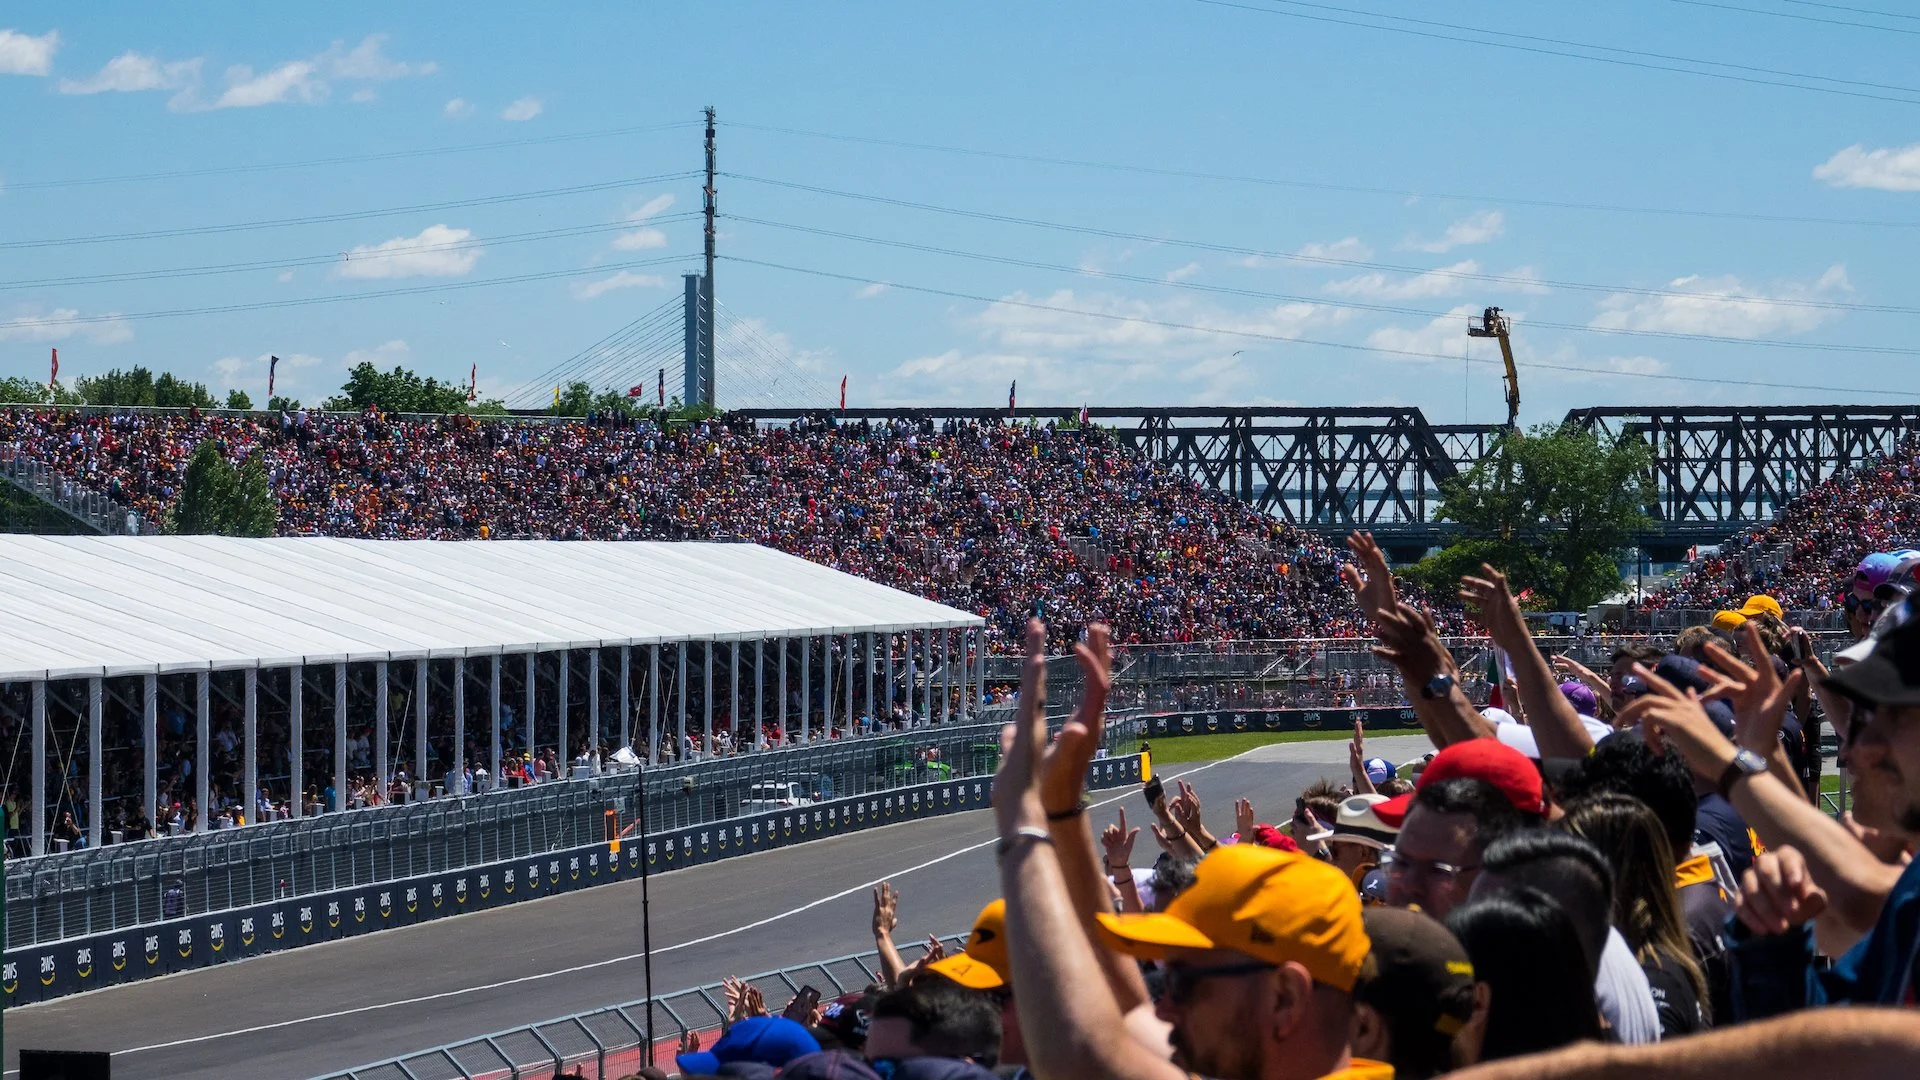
[76,366,158,406]
[0,376,51,404]
[267,395,302,412]
[164,443,279,536]
[551,380,596,417]
[323,362,473,414]
[154,372,217,409]
[224,388,253,411]
[1403,424,1653,612]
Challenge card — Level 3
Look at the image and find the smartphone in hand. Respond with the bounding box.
[1143,775,1165,809]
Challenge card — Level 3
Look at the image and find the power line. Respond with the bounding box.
[729,213,1920,358]
[1668,0,1920,34]
[729,120,1919,231]
[723,172,1917,316]
[501,297,685,405]
[1188,0,1920,106]
[16,255,692,330]
[2,121,703,192]
[721,254,1913,398]
[0,213,701,292]
[0,171,700,251]
[1778,0,1920,22]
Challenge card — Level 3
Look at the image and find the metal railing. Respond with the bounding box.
[324,937,968,1080]
[0,448,155,535]
[5,715,1133,950]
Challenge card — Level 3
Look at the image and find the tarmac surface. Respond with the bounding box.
[1,735,1432,1080]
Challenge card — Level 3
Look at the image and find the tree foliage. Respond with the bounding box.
[321,362,501,415]
[267,395,302,412]
[0,377,83,405]
[224,388,253,411]
[74,367,218,409]
[1403,424,1654,611]
[164,442,278,536]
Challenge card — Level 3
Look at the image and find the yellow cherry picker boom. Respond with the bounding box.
[1466,306,1520,430]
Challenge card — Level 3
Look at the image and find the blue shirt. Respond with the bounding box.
[1729,849,1920,1018]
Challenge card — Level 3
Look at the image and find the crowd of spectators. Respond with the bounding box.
[0,406,1459,652]
[1642,440,1920,614]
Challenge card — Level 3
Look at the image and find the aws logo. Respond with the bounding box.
[505,868,517,894]
[547,860,560,886]
[145,934,161,965]
[479,873,493,900]
[271,912,287,940]
[240,918,256,947]
[209,924,226,953]
[353,897,368,925]
[569,856,582,881]
[378,892,392,920]
[432,883,446,909]
[455,878,469,905]
[111,940,129,971]
[326,901,341,929]
[587,854,598,878]
[4,961,18,995]
[698,833,711,855]
[299,906,315,935]
[177,928,194,959]
[75,947,93,979]
[38,955,55,986]
[1232,714,1248,731]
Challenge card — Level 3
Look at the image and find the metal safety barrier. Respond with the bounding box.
[323,937,968,1080]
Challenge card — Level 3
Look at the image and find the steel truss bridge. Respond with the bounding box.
[737,406,1920,560]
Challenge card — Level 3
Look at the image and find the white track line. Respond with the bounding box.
[64,753,1255,1064]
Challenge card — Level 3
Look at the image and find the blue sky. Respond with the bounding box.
[2,1,1917,423]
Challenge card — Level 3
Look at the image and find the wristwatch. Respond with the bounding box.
[1419,673,1455,701]
[1716,748,1768,799]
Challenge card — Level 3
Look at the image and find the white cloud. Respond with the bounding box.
[349,88,377,104]
[170,34,433,112]
[324,34,434,80]
[443,97,474,118]
[854,282,890,299]
[0,307,133,345]
[276,270,295,283]
[336,224,481,279]
[611,226,667,251]
[343,339,412,368]
[975,288,1330,359]
[1589,265,1850,338]
[627,193,674,220]
[1325,259,1480,301]
[0,29,58,76]
[58,52,199,95]
[1364,305,1481,360]
[212,59,325,109]
[1297,237,1374,262]
[573,271,666,300]
[1814,143,1920,192]
[1405,210,1504,253]
[1164,262,1202,283]
[500,96,542,122]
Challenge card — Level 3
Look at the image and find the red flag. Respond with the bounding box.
[627,384,645,398]
[1080,404,1089,426]
[839,375,847,411]
[49,347,58,389]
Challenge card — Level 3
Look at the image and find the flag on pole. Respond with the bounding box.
[553,386,561,407]
[627,384,645,398]
[658,369,665,406]
[1079,404,1089,426]
[1008,380,1016,415]
[839,375,847,411]
[468,363,477,403]
[49,347,58,390]
[268,355,279,397]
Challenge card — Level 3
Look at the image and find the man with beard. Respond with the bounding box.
[995,619,1390,1080]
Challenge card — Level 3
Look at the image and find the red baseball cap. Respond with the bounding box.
[1373,737,1545,827]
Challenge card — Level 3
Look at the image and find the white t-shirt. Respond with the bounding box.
[1595,927,1662,1044]
[1488,711,1614,759]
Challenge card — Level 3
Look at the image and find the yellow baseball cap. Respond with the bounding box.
[1711,610,1747,631]
[926,899,1009,990]
[1738,595,1784,621]
[1095,846,1371,992]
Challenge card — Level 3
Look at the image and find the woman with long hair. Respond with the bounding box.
[1445,887,1603,1060]
[1562,792,1712,1034]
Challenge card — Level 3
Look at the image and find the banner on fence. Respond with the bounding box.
[1140,707,1424,738]
[4,755,1143,1008]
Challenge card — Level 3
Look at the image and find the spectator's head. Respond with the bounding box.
[1384,777,1532,918]
[1606,642,1665,706]
[1469,830,1614,976]
[1557,680,1598,719]
[1352,907,1486,1079]
[1097,846,1371,1080]
[1559,792,1709,1018]
[677,1017,822,1077]
[1827,608,1920,832]
[1289,779,1342,853]
[1554,729,1697,866]
[1374,738,1547,830]
[1675,624,1730,662]
[1444,888,1603,1061]
[813,992,879,1053]
[924,900,1022,1065]
[1328,793,1397,880]
[866,976,1002,1066]
[1148,855,1201,912]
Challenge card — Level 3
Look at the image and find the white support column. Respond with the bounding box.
[905,630,917,726]
[244,668,259,826]
[702,641,714,751]
[196,670,210,832]
[333,662,348,813]
[525,652,536,761]
[822,634,834,736]
[942,630,953,725]
[87,676,102,849]
[452,656,466,794]
[142,673,157,834]
[976,625,988,722]
[618,645,631,751]
[491,654,503,784]
[754,639,765,750]
[800,635,811,744]
[676,644,688,757]
[588,647,601,762]
[415,660,429,800]
[729,640,739,749]
[31,680,45,856]
[557,649,570,779]
[375,662,389,808]
[865,632,876,732]
[289,667,303,820]
[777,637,788,742]
[648,644,660,765]
[844,634,854,732]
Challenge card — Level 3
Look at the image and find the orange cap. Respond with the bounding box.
[926,899,1009,990]
[1095,846,1370,992]
[1711,610,1747,631]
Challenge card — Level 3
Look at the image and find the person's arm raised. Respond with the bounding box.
[998,619,1184,1080]
[1341,530,1398,626]
[1374,601,1495,747]
[1037,622,1151,1013]
[1700,623,1808,799]
[1460,565,1592,758]
[871,882,907,988]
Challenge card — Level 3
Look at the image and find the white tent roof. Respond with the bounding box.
[0,536,982,682]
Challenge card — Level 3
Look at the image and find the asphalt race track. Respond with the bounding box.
[1,736,1430,1080]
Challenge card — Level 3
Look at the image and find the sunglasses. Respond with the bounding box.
[1845,594,1879,615]
[1158,959,1277,1004]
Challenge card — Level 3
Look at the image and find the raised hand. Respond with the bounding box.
[1737,846,1829,937]
[1168,779,1205,835]
[1349,721,1375,794]
[992,619,1051,836]
[1101,807,1139,869]
[1038,623,1113,817]
[1459,564,1529,648]
[1342,530,1398,624]
[1702,622,1805,755]
[743,983,766,1018]
[724,975,747,1020]
[679,1028,702,1055]
[871,881,899,939]
[1618,662,1739,785]
[1234,796,1257,839]
[1372,601,1457,686]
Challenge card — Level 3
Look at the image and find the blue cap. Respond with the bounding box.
[677,1017,821,1076]
[1363,757,1394,785]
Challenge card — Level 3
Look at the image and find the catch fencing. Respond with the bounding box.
[323,937,967,1080]
[5,715,1135,952]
